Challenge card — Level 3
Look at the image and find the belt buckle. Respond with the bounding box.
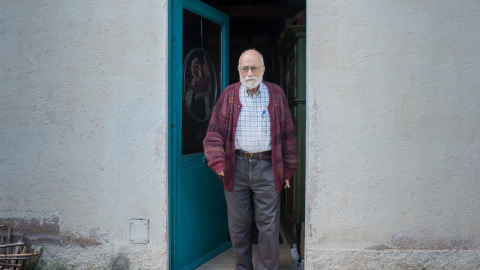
[245,152,253,159]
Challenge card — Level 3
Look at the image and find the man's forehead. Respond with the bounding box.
[240,51,262,63]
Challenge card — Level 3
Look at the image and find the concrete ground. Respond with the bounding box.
[196,229,299,270]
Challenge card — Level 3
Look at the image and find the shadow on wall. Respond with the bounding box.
[111,253,130,270]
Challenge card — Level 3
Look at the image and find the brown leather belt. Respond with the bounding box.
[235,149,271,160]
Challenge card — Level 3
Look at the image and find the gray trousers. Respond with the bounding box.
[224,153,281,270]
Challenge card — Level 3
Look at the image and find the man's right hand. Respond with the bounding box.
[218,171,224,176]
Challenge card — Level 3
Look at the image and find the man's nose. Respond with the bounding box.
[246,68,254,76]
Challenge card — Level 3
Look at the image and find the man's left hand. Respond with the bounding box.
[284,180,290,189]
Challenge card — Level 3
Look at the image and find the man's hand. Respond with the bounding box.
[284,180,290,189]
[218,171,225,177]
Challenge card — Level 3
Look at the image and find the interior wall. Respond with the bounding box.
[0,1,169,268]
[306,1,480,268]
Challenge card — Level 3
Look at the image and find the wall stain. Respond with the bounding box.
[391,231,480,250]
[0,217,102,247]
[366,244,393,250]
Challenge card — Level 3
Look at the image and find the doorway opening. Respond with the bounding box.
[202,0,307,261]
[168,0,306,269]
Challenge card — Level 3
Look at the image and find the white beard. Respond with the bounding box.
[240,74,263,90]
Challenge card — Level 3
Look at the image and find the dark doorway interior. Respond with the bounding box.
[201,0,307,255]
[201,0,306,85]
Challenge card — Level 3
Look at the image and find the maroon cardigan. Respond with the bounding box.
[203,81,297,193]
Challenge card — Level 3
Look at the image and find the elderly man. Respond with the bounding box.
[203,49,297,270]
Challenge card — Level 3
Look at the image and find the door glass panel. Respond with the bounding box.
[182,9,222,155]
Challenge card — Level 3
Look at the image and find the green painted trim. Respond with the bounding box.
[168,0,175,268]
[168,0,230,269]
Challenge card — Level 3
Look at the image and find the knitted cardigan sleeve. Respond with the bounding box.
[203,86,232,175]
[272,82,298,183]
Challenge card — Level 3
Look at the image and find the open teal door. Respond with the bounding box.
[169,0,230,269]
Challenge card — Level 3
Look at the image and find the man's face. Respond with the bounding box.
[238,50,265,91]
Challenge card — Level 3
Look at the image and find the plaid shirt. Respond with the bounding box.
[235,82,271,153]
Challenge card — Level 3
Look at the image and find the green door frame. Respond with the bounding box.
[168,0,230,269]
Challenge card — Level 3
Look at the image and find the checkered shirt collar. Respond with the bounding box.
[240,82,266,98]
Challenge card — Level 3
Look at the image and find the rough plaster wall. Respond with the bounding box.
[0,1,169,268]
[306,0,480,268]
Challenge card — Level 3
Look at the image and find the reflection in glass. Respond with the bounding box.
[182,9,222,155]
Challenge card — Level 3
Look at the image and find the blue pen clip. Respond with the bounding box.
[262,109,266,119]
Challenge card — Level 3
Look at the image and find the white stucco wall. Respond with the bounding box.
[0,1,169,268]
[3,0,480,269]
[306,1,480,269]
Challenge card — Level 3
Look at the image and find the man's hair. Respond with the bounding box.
[238,49,265,66]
